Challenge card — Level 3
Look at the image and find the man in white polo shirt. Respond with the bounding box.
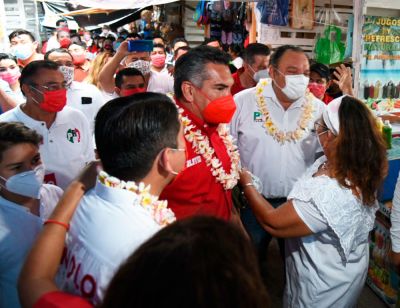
[0,60,94,189]
[59,93,185,305]
[44,48,104,133]
[231,45,325,273]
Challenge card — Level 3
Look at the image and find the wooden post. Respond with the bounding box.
[249,2,257,43]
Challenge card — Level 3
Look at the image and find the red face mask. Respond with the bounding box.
[197,90,237,124]
[308,83,326,99]
[31,86,67,112]
[120,87,146,97]
[59,38,71,48]
[72,54,86,66]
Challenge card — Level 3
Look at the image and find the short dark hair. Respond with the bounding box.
[44,48,73,61]
[153,43,165,53]
[19,60,59,87]
[174,46,230,99]
[172,37,188,50]
[175,46,190,54]
[102,216,269,308]
[94,93,180,181]
[8,29,35,43]
[69,41,87,50]
[243,43,270,65]
[56,29,70,39]
[270,45,307,68]
[0,122,42,163]
[115,68,145,88]
[0,53,17,63]
[56,19,67,27]
[127,33,142,39]
[310,62,330,81]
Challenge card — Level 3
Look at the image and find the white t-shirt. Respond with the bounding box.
[0,105,95,189]
[147,68,174,94]
[67,81,105,134]
[231,79,325,198]
[59,180,163,305]
[284,156,377,308]
[0,184,63,308]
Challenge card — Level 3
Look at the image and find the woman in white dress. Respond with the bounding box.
[240,95,388,307]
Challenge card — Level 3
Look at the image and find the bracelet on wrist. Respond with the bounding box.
[44,219,70,231]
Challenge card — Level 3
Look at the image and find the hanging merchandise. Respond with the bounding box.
[256,0,289,26]
[314,25,345,65]
[209,1,223,39]
[232,2,247,45]
[291,0,314,30]
[221,1,234,47]
[194,1,209,26]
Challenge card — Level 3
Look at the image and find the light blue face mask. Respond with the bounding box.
[0,165,45,199]
[11,44,34,61]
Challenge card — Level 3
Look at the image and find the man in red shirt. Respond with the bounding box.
[231,43,270,95]
[160,46,239,221]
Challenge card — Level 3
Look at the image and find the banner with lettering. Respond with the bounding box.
[360,16,400,111]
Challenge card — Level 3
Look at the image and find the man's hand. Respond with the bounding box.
[332,64,354,96]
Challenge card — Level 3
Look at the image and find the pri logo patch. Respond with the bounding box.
[67,128,81,143]
[253,111,263,123]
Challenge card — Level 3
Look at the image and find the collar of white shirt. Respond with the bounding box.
[14,104,71,127]
[94,179,141,206]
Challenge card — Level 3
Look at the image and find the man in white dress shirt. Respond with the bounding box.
[59,93,185,305]
[45,49,105,133]
[0,60,94,189]
[231,45,325,270]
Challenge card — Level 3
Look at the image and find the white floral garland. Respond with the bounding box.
[98,171,176,226]
[256,78,315,144]
[178,108,240,190]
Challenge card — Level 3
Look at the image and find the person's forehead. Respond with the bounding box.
[174,42,187,51]
[0,58,17,67]
[58,31,70,36]
[277,51,308,69]
[32,68,64,83]
[310,71,324,79]
[48,52,73,61]
[11,34,33,43]
[122,75,145,84]
[68,44,85,51]
[207,41,220,48]
[203,62,232,83]
[153,47,164,52]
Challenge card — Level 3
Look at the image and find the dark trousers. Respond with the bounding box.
[240,198,286,278]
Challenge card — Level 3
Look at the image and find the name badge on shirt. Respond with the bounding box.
[186,155,202,168]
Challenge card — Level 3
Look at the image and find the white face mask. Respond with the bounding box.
[59,65,74,86]
[274,69,309,101]
[127,59,151,76]
[248,65,269,83]
[0,165,45,199]
[253,69,269,83]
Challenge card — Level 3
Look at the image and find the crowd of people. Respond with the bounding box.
[0,15,393,308]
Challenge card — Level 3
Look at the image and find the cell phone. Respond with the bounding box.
[81,97,92,105]
[128,40,154,52]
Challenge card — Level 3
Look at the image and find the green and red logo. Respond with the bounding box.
[67,128,81,143]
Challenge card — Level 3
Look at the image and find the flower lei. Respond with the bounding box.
[98,171,176,226]
[255,78,315,144]
[178,108,240,190]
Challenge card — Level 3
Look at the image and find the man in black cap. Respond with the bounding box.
[309,62,353,104]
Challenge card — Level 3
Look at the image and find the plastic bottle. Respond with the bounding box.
[383,120,392,149]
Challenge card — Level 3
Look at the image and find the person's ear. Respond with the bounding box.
[21,83,35,98]
[158,148,174,176]
[181,81,196,103]
[327,130,336,140]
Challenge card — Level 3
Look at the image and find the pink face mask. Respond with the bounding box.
[308,82,326,99]
[0,67,21,85]
[150,53,166,68]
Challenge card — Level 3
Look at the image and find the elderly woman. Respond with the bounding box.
[240,95,388,307]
